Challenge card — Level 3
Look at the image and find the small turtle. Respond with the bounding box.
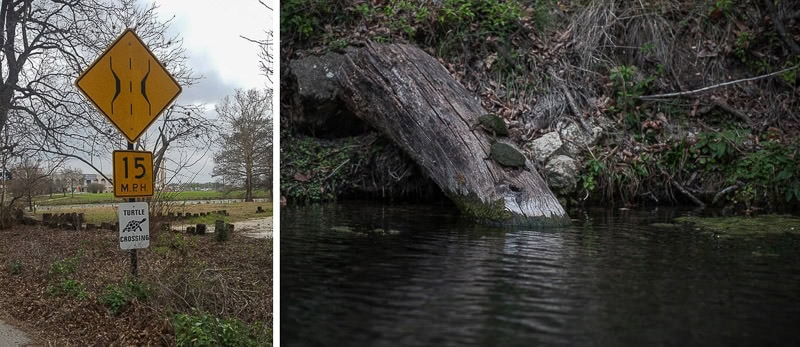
[490,142,526,168]
[477,113,509,137]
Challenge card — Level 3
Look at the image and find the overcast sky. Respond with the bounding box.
[154,0,271,103]
[154,0,273,183]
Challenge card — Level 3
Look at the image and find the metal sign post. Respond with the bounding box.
[128,143,137,277]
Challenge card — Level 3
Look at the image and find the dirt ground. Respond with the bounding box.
[0,221,272,345]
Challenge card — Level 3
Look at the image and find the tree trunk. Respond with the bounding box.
[245,162,253,202]
[338,43,568,226]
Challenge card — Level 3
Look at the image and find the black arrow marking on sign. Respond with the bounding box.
[141,60,151,115]
[110,56,120,114]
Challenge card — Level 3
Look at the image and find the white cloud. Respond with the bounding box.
[148,0,273,181]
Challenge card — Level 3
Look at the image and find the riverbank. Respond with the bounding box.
[280,1,800,214]
[0,224,272,344]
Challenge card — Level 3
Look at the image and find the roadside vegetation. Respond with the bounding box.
[0,224,272,345]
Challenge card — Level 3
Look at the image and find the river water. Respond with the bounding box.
[281,202,800,347]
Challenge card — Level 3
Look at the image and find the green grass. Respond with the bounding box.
[36,193,117,205]
[35,190,271,206]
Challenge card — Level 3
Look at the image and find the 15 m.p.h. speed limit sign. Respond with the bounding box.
[113,150,154,197]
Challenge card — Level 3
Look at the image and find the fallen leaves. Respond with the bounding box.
[0,225,272,345]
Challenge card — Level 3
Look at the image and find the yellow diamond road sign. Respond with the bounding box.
[76,29,181,143]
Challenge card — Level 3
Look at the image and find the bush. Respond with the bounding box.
[172,310,271,347]
[47,278,88,299]
[49,251,82,277]
[87,182,106,193]
[99,279,153,315]
[7,260,23,275]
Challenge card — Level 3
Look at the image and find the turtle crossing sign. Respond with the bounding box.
[119,202,149,250]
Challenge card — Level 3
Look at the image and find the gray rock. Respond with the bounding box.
[558,121,603,158]
[544,155,579,191]
[288,52,363,137]
[525,92,565,130]
[528,131,562,163]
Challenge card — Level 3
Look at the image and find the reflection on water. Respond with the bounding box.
[281,202,800,347]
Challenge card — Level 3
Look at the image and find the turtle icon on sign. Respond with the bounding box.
[122,218,147,233]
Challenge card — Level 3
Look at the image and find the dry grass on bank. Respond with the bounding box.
[0,225,272,345]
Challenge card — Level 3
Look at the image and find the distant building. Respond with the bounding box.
[80,173,113,193]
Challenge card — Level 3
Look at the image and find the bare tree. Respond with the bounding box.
[8,159,51,211]
[1,0,209,187]
[59,166,83,197]
[241,0,274,82]
[213,89,272,202]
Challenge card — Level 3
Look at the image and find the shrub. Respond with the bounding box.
[48,278,88,299]
[172,310,271,347]
[49,251,82,277]
[7,260,23,275]
[99,279,153,315]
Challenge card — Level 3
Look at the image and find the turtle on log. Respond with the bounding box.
[477,114,509,137]
[490,142,526,168]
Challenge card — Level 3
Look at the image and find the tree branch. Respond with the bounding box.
[639,65,799,100]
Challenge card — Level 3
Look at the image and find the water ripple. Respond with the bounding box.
[282,204,800,347]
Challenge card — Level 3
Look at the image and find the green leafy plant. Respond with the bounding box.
[640,42,656,55]
[582,157,606,193]
[734,31,754,62]
[693,128,747,172]
[173,310,271,347]
[709,0,733,16]
[438,0,522,34]
[49,250,83,277]
[48,278,88,299]
[99,279,152,315]
[611,65,652,103]
[281,131,357,202]
[7,260,22,275]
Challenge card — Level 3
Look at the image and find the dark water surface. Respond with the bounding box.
[281,203,800,347]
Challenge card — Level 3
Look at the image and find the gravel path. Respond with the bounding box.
[0,318,33,346]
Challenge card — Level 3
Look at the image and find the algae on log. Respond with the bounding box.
[338,42,568,226]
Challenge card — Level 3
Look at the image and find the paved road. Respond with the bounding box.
[0,318,33,346]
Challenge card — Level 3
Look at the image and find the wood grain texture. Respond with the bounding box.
[338,43,567,226]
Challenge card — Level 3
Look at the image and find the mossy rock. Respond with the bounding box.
[331,226,354,233]
[478,114,509,136]
[490,142,526,168]
[674,215,800,235]
[649,223,682,230]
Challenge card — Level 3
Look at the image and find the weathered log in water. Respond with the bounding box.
[338,42,568,226]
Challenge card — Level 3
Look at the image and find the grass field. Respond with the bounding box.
[35,190,270,206]
[36,201,272,225]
